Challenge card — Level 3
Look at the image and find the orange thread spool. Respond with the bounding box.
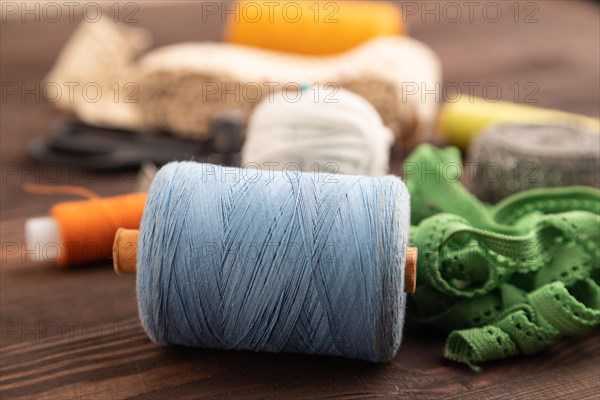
[49,193,147,266]
[50,193,146,266]
[225,0,406,56]
[24,184,148,267]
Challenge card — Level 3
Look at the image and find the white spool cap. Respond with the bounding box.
[25,217,61,263]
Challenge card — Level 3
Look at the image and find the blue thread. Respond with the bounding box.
[137,162,410,362]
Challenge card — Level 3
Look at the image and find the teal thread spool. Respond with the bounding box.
[116,162,415,362]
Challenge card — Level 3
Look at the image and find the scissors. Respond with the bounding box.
[29,115,244,171]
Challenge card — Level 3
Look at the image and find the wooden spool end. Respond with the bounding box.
[404,247,418,294]
[112,228,138,275]
[112,229,419,293]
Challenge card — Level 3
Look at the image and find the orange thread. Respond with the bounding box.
[225,0,406,56]
[48,193,148,267]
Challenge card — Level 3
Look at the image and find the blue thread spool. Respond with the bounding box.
[114,162,414,362]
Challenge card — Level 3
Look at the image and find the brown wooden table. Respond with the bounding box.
[2,1,599,399]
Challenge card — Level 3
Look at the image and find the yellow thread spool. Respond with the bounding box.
[224,0,406,56]
[438,97,600,149]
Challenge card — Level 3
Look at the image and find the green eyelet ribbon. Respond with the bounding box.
[406,144,600,371]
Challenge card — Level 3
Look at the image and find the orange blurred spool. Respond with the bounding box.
[224,0,406,55]
[22,183,148,267]
[49,193,147,266]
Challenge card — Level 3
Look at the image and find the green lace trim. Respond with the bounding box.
[406,144,600,371]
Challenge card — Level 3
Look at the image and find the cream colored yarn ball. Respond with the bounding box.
[242,87,393,176]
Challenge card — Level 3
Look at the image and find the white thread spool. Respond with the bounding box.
[24,217,61,262]
[242,87,393,176]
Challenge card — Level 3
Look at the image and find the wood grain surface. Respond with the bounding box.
[1,1,599,399]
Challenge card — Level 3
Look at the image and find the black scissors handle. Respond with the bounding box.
[29,116,243,171]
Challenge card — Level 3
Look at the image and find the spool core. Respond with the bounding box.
[112,228,418,293]
[25,217,61,262]
[112,228,139,275]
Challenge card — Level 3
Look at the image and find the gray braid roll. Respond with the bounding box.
[466,124,600,203]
